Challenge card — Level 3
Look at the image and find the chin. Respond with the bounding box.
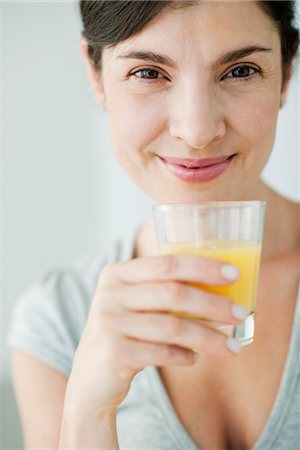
[151,189,239,204]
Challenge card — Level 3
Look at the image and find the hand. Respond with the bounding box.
[66,254,244,414]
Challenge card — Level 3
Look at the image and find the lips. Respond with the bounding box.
[159,154,235,182]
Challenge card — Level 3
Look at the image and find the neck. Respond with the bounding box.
[257,185,299,260]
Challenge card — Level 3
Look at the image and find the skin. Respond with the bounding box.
[12,2,299,449]
[85,0,286,205]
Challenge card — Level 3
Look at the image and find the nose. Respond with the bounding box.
[169,84,226,149]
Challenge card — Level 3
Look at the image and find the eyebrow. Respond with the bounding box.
[118,50,176,67]
[117,45,272,68]
[218,45,272,66]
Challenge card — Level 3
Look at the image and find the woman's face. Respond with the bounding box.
[97,1,285,203]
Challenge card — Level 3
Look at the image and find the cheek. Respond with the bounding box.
[248,98,278,139]
[229,88,280,160]
[107,91,165,166]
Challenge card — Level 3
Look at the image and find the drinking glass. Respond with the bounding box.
[153,201,266,345]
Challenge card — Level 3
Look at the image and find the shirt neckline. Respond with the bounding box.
[144,285,300,450]
[126,227,300,450]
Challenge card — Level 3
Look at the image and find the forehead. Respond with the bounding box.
[104,1,279,65]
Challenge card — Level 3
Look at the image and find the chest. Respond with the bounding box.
[159,272,299,450]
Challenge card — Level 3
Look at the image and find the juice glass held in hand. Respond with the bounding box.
[153,201,266,345]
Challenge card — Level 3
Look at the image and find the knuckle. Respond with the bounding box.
[164,314,183,338]
[210,294,231,315]
[155,344,173,361]
[158,254,176,277]
[192,325,214,353]
[223,296,234,315]
[215,295,234,319]
[101,263,116,279]
[98,264,116,287]
[163,282,183,303]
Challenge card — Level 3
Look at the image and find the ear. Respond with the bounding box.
[80,37,106,110]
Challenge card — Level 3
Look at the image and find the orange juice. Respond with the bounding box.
[161,241,261,318]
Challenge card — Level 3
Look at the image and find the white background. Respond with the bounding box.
[1,2,299,448]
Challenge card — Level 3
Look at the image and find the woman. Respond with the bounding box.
[9,1,299,449]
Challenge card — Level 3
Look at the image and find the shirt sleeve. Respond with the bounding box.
[7,235,133,377]
[7,268,90,376]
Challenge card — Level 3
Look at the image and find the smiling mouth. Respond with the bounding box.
[159,154,236,182]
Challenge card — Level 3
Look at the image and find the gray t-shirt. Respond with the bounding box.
[8,230,300,450]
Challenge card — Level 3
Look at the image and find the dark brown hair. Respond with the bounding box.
[80,0,299,82]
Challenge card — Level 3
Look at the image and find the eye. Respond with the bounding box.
[224,65,260,81]
[130,68,166,81]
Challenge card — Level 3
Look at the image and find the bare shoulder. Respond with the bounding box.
[288,199,300,266]
[287,198,300,231]
[11,350,68,448]
[282,196,300,255]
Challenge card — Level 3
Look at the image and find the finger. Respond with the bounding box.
[113,311,240,357]
[104,282,247,324]
[99,254,239,288]
[120,337,197,368]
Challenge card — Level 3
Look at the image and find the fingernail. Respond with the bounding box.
[227,337,242,354]
[232,304,248,320]
[221,264,239,281]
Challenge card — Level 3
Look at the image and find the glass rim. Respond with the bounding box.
[152,200,267,212]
